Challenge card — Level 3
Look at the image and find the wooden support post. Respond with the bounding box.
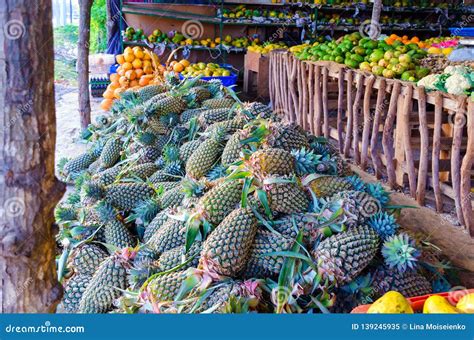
[460,100,474,235]
[314,65,322,137]
[308,63,314,134]
[416,87,429,205]
[322,67,329,138]
[451,99,467,226]
[361,75,375,170]
[337,68,345,153]
[400,85,417,198]
[382,81,401,188]
[370,79,386,178]
[343,70,353,157]
[431,93,444,212]
[352,73,364,164]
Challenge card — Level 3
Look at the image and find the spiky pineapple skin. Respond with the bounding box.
[124,163,159,180]
[265,179,309,214]
[305,175,354,198]
[244,230,294,279]
[199,108,231,126]
[148,270,187,302]
[221,131,242,167]
[185,138,223,179]
[201,281,239,312]
[105,183,155,211]
[147,219,186,254]
[264,123,310,151]
[143,209,170,242]
[202,98,235,110]
[313,225,380,285]
[104,219,135,249]
[372,266,432,298]
[100,138,122,168]
[160,185,185,209]
[72,244,108,276]
[62,275,91,313]
[145,96,187,117]
[248,148,295,179]
[198,180,243,226]
[272,213,321,246]
[181,108,206,123]
[78,255,130,313]
[136,84,168,102]
[200,207,257,277]
[93,165,122,186]
[179,140,202,163]
[63,152,96,176]
[330,190,381,227]
[157,241,202,271]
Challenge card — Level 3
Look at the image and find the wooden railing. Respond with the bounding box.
[269,51,474,236]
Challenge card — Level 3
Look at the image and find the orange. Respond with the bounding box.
[116,54,125,64]
[129,80,139,87]
[119,76,129,87]
[125,69,137,80]
[143,60,152,69]
[122,62,133,71]
[143,65,153,74]
[139,76,150,86]
[389,34,398,39]
[157,65,165,74]
[103,89,114,99]
[124,47,133,54]
[179,59,190,67]
[132,59,143,69]
[133,48,144,59]
[124,52,135,63]
[173,63,184,73]
[100,98,113,111]
[110,73,120,83]
[108,81,120,90]
[143,52,151,60]
[135,68,144,78]
[114,87,125,99]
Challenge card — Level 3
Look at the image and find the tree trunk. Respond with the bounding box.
[369,0,382,40]
[78,0,93,130]
[0,0,66,312]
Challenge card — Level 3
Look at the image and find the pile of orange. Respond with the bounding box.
[100,46,162,110]
[167,59,191,75]
[385,34,426,48]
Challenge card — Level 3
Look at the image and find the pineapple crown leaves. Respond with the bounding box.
[206,164,228,181]
[94,201,120,223]
[136,131,157,146]
[162,144,181,163]
[126,197,161,226]
[186,117,200,141]
[66,192,81,205]
[339,273,374,302]
[83,180,106,200]
[381,232,421,273]
[56,157,69,174]
[159,112,180,128]
[367,211,400,240]
[54,204,78,223]
[181,178,207,198]
[239,120,271,146]
[345,175,367,192]
[365,182,390,206]
[291,147,323,176]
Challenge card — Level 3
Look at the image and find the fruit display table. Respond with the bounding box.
[269,50,474,234]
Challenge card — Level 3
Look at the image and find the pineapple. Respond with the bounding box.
[147,218,186,254]
[123,163,159,180]
[273,213,321,246]
[156,181,182,192]
[78,249,134,313]
[144,95,187,117]
[200,207,257,277]
[185,129,226,179]
[147,270,187,302]
[238,102,275,121]
[244,229,294,279]
[313,225,380,285]
[96,202,135,249]
[99,137,122,168]
[204,116,245,136]
[63,152,96,177]
[160,184,185,209]
[247,148,296,180]
[143,209,171,242]
[200,280,240,312]
[135,84,168,102]
[303,175,354,198]
[92,165,122,186]
[221,131,243,167]
[157,240,202,271]
[179,139,202,163]
[62,275,91,313]
[330,190,381,227]
[202,98,235,110]
[71,244,108,276]
[264,123,310,151]
[197,179,243,226]
[105,183,156,211]
[263,176,310,214]
[181,108,206,123]
[186,86,212,103]
[199,108,232,126]
[372,266,432,298]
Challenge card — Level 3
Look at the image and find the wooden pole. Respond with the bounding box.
[431,93,444,212]
[460,100,474,235]
[78,0,93,130]
[0,0,66,312]
[369,0,382,39]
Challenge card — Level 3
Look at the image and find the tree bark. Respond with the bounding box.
[0,0,66,312]
[370,0,382,40]
[78,0,93,130]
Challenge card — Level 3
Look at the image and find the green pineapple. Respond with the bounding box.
[202,98,235,110]
[96,202,136,249]
[273,213,321,246]
[123,163,159,180]
[313,225,380,285]
[372,266,432,298]
[201,281,240,312]
[144,95,187,117]
[135,84,168,102]
[62,275,91,313]
[186,86,212,103]
[263,123,310,151]
[181,108,206,123]
[199,108,232,126]
[156,181,182,192]
[197,179,243,226]
[157,241,202,271]
[303,175,354,198]
[99,137,123,168]
[179,139,202,163]
[71,244,108,276]
[105,183,156,211]
[247,148,296,180]
[204,116,245,136]
[149,161,183,183]
[200,207,257,277]
[92,165,123,186]
[185,129,226,179]
[160,184,185,209]
[263,176,310,214]
[147,270,187,302]
[221,131,243,167]
[237,102,275,121]
[78,249,134,313]
[63,152,97,177]
[147,218,186,254]
[143,209,171,242]
[243,229,294,279]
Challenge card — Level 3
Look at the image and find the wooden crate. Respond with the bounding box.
[269,51,474,235]
[243,51,270,99]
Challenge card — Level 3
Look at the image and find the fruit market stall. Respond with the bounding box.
[269,32,474,234]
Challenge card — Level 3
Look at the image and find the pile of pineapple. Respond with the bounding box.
[57,76,452,314]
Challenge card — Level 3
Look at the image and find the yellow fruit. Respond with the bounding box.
[129,79,139,87]
[427,47,442,54]
[116,54,125,64]
[119,76,129,87]
[456,293,474,313]
[143,65,153,74]
[139,76,150,86]
[143,53,151,60]
[367,291,414,314]
[133,48,144,59]
[110,73,120,83]
[103,89,114,100]
[143,60,152,69]
[423,295,460,314]
[124,47,133,54]
[114,87,125,99]
[100,98,113,111]
[125,70,137,80]
[173,63,184,73]
[135,68,144,78]
[109,81,120,90]
[122,62,133,71]
[179,59,190,67]
[132,59,143,69]
[442,48,453,56]
[124,52,135,62]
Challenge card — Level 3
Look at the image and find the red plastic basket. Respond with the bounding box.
[351,288,474,313]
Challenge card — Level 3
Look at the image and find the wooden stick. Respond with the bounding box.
[343,70,353,157]
[352,73,364,165]
[416,87,429,205]
[290,56,299,119]
[370,78,386,178]
[431,93,443,212]
[460,99,474,235]
[314,65,322,136]
[308,63,314,134]
[401,85,416,198]
[337,68,345,153]
[322,66,329,138]
[450,98,466,226]
[382,81,401,188]
[296,61,303,127]
[301,62,309,130]
[361,75,375,170]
